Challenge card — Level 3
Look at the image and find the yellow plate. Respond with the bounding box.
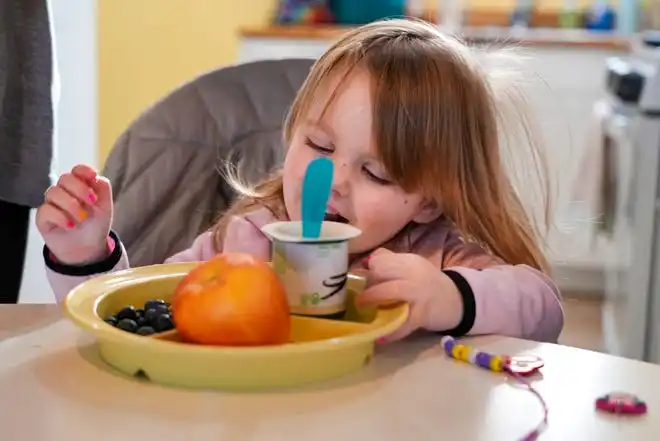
[64,262,409,391]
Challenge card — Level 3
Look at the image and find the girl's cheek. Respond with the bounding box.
[352,197,375,228]
[357,190,381,213]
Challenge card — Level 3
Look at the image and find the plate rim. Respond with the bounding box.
[64,262,409,356]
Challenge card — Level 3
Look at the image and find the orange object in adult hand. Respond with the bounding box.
[171,253,291,346]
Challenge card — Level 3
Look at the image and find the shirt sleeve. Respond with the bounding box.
[440,228,565,343]
[45,230,130,303]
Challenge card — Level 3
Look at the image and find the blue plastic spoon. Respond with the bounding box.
[301,157,334,239]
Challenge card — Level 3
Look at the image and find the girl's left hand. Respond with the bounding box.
[355,248,464,343]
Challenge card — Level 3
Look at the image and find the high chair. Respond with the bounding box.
[101,58,314,266]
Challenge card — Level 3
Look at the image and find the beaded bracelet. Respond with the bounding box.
[441,336,548,441]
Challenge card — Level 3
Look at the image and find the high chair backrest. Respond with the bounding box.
[102,58,314,266]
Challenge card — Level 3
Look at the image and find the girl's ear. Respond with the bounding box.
[412,199,441,224]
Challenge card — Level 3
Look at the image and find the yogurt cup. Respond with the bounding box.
[261,221,362,317]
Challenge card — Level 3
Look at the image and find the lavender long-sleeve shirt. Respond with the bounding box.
[44,208,564,343]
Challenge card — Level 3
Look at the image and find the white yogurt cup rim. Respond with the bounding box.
[261,221,362,244]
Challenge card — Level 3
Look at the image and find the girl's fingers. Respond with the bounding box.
[36,203,75,231]
[89,175,112,203]
[57,172,98,206]
[44,185,88,224]
[363,248,412,285]
[71,164,99,184]
[355,279,412,307]
[376,322,416,344]
[36,165,104,234]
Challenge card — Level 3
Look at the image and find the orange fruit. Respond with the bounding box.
[171,252,291,346]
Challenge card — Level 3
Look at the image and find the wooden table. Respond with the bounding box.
[1,305,659,440]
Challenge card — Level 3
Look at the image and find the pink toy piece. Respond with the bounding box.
[595,392,647,415]
[505,355,545,376]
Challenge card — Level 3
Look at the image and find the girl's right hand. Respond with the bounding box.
[36,164,114,265]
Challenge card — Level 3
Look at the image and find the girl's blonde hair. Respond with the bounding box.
[213,18,552,274]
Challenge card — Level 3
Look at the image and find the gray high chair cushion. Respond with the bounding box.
[102,58,314,267]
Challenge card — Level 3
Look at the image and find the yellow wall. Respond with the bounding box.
[98,0,276,165]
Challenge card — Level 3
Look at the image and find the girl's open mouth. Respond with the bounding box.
[324,213,349,224]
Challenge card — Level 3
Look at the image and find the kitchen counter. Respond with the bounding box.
[1,305,660,440]
[240,25,631,51]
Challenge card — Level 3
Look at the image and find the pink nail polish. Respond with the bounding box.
[67,220,75,229]
[376,337,387,344]
[362,255,372,267]
[88,192,97,203]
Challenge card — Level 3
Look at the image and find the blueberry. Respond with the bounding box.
[144,299,168,311]
[104,316,118,326]
[135,308,145,318]
[153,314,174,332]
[136,316,149,327]
[136,326,155,336]
[154,303,170,314]
[116,306,138,321]
[117,318,138,333]
[144,308,161,324]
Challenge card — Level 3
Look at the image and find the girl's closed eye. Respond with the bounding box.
[363,166,391,185]
[305,137,333,154]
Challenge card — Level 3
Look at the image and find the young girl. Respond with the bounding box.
[37,19,564,343]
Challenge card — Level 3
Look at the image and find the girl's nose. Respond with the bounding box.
[331,160,350,196]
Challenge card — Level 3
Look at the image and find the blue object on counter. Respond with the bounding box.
[328,0,406,25]
[584,1,616,31]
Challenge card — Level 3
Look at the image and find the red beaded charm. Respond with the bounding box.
[504,355,545,376]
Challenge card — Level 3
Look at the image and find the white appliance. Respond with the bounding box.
[601,32,660,362]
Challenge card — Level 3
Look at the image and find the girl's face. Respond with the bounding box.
[282,70,438,254]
